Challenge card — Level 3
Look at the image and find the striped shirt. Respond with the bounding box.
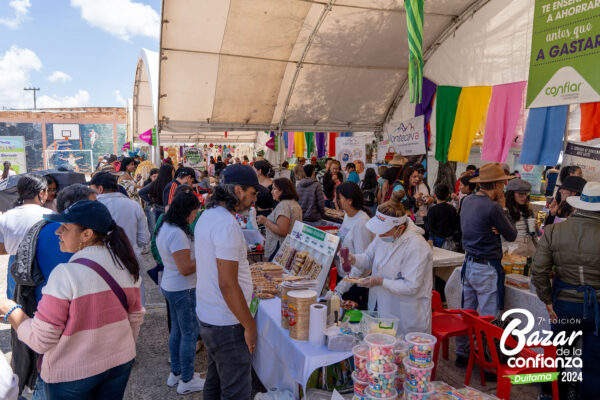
[17,245,145,383]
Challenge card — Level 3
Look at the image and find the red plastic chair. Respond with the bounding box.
[461,312,559,400]
[430,291,475,380]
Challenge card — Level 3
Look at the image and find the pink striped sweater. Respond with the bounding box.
[17,245,145,383]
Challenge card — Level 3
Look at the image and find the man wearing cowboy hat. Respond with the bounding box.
[381,153,408,201]
[531,182,600,399]
[455,163,518,368]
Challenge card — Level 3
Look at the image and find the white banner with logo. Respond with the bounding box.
[335,136,366,176]
[385,115,426,156]
[514,162,544,195]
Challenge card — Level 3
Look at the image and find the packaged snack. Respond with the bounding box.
[352,371,369,398]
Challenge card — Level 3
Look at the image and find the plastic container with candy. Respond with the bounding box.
[366,362,397,398]
[405,332,437,366]
[353,344,369,381]
[352,371,369,399]
[364,333,397,371]
[403,357,434,393]
[393,341,409,366]
[364,387,397,400]
[404,383,434,400]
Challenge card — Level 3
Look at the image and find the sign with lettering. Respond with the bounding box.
[385,115,426,156]
[562,141,600,182]
[0,136,26,174]
[526,0,600,108]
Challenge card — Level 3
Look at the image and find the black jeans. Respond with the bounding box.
[198,321,252,400]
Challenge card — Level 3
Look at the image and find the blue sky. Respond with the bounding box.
[0,0,161,109]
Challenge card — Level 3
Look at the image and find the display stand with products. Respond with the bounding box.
[273,221,341,295]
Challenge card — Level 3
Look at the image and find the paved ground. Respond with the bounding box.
[0,252,542,399]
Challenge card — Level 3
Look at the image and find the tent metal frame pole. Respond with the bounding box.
[382,0,492,126]
[275,0,335,140]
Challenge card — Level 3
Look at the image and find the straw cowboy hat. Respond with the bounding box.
[470,163,514,183]
[388,153,408,166]
[567,182,600,211]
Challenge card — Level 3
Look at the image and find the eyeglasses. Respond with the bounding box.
[47,188,58,193]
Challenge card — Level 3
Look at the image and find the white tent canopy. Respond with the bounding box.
[157,0,490,135]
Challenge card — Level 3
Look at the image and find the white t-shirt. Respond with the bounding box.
[194,206,253,326]
[156,222,196,291]
[336,210,374,281]
[0,204,54,254]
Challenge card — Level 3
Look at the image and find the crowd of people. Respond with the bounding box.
[0,150,597,400]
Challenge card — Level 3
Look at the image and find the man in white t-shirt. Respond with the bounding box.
[194,164,259,400]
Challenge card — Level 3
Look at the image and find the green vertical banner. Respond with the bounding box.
[526,0,600,108]
[305,132,314,157]
[151,128,157,146]
[404,0,424,104]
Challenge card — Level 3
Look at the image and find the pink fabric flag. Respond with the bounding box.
[266,137,275,151]
[481,81,526,163]
[139,129,152,145]
[287,131,294,158]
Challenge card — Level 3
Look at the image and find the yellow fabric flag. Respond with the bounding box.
[294,131,304,158]
[447,86,492,163]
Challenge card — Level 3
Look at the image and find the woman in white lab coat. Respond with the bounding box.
[333,182,375,309]
[348,190,433,334]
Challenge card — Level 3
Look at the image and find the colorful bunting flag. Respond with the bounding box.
[404,0,424,104]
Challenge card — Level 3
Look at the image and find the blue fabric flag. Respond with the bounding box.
[519,105,568,166]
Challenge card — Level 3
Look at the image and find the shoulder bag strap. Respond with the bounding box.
[72,258,128,310]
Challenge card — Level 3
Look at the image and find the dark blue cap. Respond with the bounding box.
[44,200,116,233]
[221,164,260,189]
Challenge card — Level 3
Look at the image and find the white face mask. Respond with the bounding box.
[379,225,402,243]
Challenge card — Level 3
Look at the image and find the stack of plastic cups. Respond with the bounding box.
[352,344,369,400]
[393,341,409,397]
[403,332,437,400]
[363,333,398,399]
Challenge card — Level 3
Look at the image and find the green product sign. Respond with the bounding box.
[302,225,326,241]
[526,0,600,108]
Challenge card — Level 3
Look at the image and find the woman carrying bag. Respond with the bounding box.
[0,200,144,400]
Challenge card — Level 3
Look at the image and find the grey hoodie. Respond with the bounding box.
[296,178,326,222]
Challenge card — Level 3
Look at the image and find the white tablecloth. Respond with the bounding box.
[432,247,465,268]
[253,298,352,398]
[444,267,550,334]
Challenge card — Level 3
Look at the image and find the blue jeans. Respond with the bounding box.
[430,235,446,248]
[553,299,600,399]
[32,376,46,400]
[45,359,134,400]
[7,254,15,299]
[198,322,252,400]
[144,204,156,235]
[455,259,501,358]
[161,288,198,382]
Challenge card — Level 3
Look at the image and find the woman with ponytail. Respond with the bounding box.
[332,182,375,309]
[0,174,53,299]
[0,200,144,399]
[345,190,433,335]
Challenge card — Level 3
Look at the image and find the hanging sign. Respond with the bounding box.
[526,1,600,108]
[335,136,366,175]
[183,146,203,168]
[514,162,545,195]
[562,141,600,182]
[385,115,426,156]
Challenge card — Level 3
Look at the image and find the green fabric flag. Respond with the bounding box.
[305,132,314,157]
[405,0,424,103]
[151,128,157,146]
[435,86,462,163]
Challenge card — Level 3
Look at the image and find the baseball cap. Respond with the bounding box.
[88,172,118,190]
[311,157,317,161]
[44,200,116,233]
[221,164,260,190]
[365,211,408,235]
[177,167,198,183]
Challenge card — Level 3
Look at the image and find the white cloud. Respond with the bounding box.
[47,71,72,83]
[0,0,31,29]
[0,45,90,109]
[37,90,91,108]
[114,90,126,106]
[71,0,159,41]
[0,45,42,108]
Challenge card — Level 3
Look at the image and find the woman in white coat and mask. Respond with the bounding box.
[347,190,433,334]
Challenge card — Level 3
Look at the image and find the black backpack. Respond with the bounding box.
[360,182,377,206]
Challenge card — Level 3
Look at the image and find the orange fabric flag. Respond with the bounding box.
[580,102,600,142]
